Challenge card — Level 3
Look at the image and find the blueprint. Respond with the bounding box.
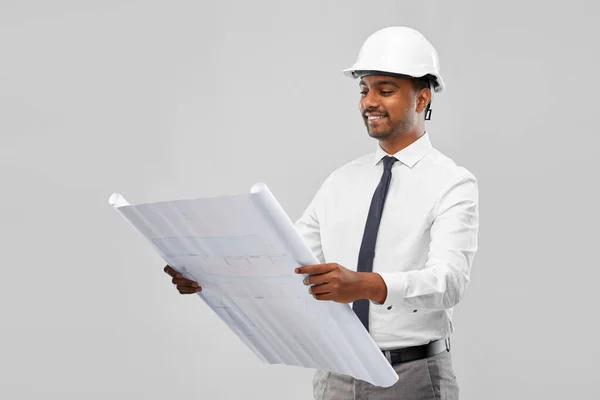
[109,182,398,387]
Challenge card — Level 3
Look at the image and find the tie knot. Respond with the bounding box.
[382,156,397,171]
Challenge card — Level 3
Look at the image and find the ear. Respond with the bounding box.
[416,88,432,113]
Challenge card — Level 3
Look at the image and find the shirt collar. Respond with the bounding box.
[373,132,433,169]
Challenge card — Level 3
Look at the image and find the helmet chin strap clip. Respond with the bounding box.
[424,79,434,121]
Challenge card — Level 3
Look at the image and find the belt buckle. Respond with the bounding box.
[384,350,392,364]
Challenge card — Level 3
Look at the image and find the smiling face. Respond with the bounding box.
[359,74,427,141]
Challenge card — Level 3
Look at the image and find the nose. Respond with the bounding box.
[360,90,380,113]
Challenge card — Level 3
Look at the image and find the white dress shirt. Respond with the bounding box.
[294,132,479,350]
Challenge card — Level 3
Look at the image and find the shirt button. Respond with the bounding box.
[387,306,392,310]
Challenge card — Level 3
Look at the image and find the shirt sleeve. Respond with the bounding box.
[293,176,331,264]
[375,172,479,310]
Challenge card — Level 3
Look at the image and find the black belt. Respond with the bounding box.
[381,338,450,365]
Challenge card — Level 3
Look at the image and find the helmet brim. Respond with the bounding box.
[342,67,445,93]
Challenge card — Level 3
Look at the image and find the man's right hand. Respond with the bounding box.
[164,265,202,294]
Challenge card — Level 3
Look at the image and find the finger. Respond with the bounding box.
[295,263,337,275]
[178,285,202,294]
[314,292,334,301]
[309,282,332,295]
[303,272,333,286]
[164,265,182,279]
[172,278,199,288]
[178,287,201,294]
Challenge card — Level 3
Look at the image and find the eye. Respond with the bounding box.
[380,91,393,95]
[359,90,367,96]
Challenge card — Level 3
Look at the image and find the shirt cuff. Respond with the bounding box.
[369,272,406,309]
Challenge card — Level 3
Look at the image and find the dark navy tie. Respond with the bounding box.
[352,155,397,331]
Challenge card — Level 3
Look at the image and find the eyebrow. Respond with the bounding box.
[358,80,400,88]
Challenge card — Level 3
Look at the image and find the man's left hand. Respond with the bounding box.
[295,263,367,303]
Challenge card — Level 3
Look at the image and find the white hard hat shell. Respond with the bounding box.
[343,26,445,93]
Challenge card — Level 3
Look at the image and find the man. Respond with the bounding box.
[165,26,479,399]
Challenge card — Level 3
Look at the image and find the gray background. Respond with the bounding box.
[1,0,598,399]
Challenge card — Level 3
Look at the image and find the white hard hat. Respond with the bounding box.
[343,26,445,93]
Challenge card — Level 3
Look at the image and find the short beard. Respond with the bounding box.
[367,106,416,141]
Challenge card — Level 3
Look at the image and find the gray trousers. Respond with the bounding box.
[312,350,459,400]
